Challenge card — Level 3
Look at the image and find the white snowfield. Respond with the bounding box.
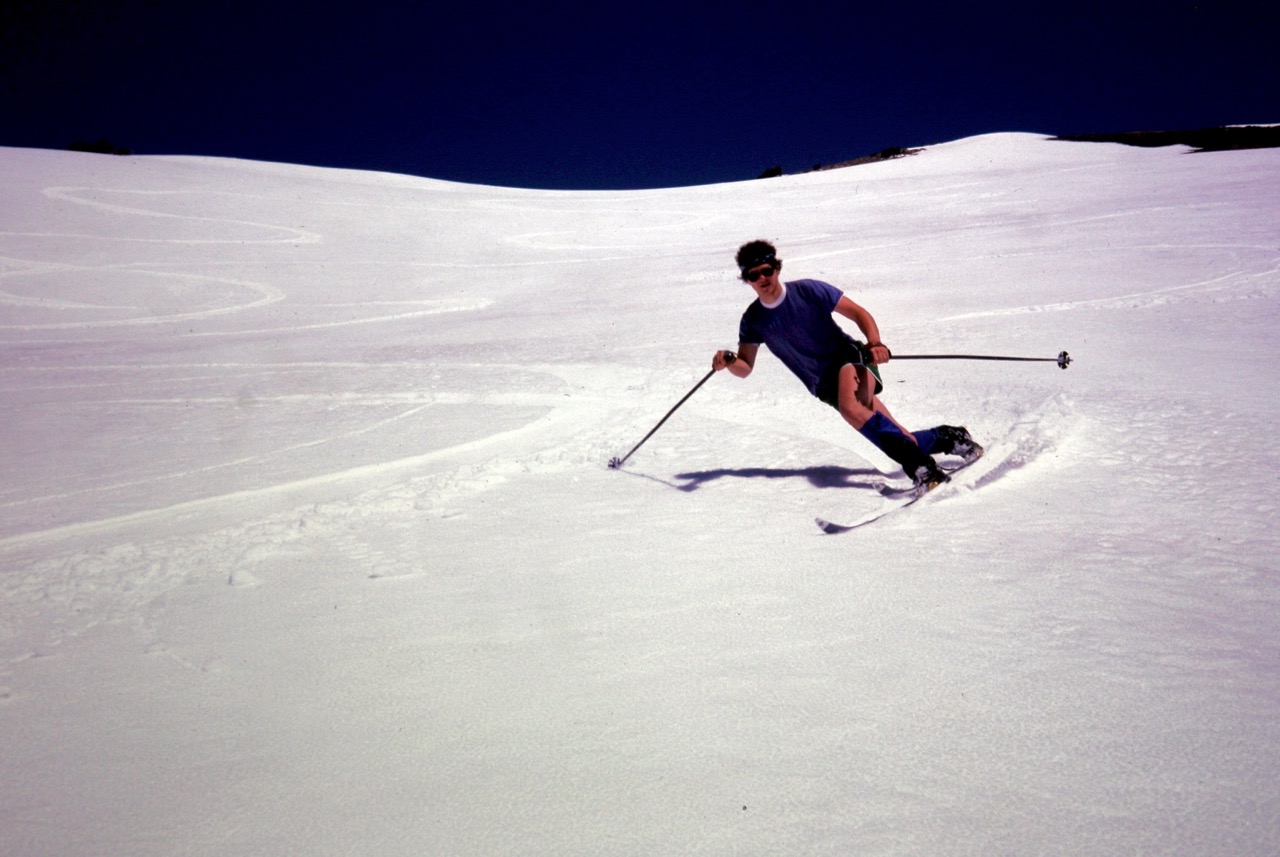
[1,133,1277,855]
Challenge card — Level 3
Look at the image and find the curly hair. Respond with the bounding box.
[736,240,781,276]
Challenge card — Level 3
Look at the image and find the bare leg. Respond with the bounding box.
[838,364,917,442]
[835,364,874,428]
[838,363,941,484]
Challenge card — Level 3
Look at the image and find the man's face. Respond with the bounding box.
[743,262,782,302]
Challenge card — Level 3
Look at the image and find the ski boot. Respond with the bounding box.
[934,425,983,463]
[910,457,950,495]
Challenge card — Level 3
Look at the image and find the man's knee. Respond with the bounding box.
[837,396,873,429]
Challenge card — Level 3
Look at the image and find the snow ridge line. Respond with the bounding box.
[0,402,577,555]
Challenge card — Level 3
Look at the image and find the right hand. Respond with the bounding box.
[866,342,892,364]
[712,350,738,371]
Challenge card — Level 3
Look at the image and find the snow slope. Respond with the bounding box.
[1,134,1278,856]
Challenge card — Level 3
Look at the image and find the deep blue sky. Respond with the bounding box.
[2,1,1276,189]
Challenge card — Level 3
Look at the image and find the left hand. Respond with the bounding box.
[712,350,738,371]
[866,342,892,364]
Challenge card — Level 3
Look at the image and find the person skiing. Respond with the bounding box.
[711,239,981,491]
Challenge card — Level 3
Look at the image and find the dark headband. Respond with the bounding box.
[738,251,778,275]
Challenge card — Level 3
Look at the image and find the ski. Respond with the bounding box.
[815,396,1066,534]
[815,454,984,534]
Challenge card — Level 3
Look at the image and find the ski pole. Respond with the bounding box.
[608,356,733,469]
[889,350,1072,369]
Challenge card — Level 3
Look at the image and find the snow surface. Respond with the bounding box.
[2,133,1278,856]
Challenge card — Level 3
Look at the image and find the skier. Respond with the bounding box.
[711,239,981,491]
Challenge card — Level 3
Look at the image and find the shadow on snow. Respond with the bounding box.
[669,464,887,493]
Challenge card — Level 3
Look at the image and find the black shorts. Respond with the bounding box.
[815,339,883,408]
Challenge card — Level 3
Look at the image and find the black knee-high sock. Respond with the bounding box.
[858,412,935,473]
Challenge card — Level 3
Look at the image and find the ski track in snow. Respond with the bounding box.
[0,363,622,540]
[0,387,605,686]
[5,186,321,245]
[0,167,652,686]
[0,344,651,687]
[0,182,495,332]
[0,261,287,329]
[937,254,1280,320]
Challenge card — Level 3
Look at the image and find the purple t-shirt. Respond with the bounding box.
[738,279,856,396]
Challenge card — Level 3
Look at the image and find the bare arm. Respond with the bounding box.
[833,296,890,364]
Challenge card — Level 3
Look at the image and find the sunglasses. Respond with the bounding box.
[744,265,775,283]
